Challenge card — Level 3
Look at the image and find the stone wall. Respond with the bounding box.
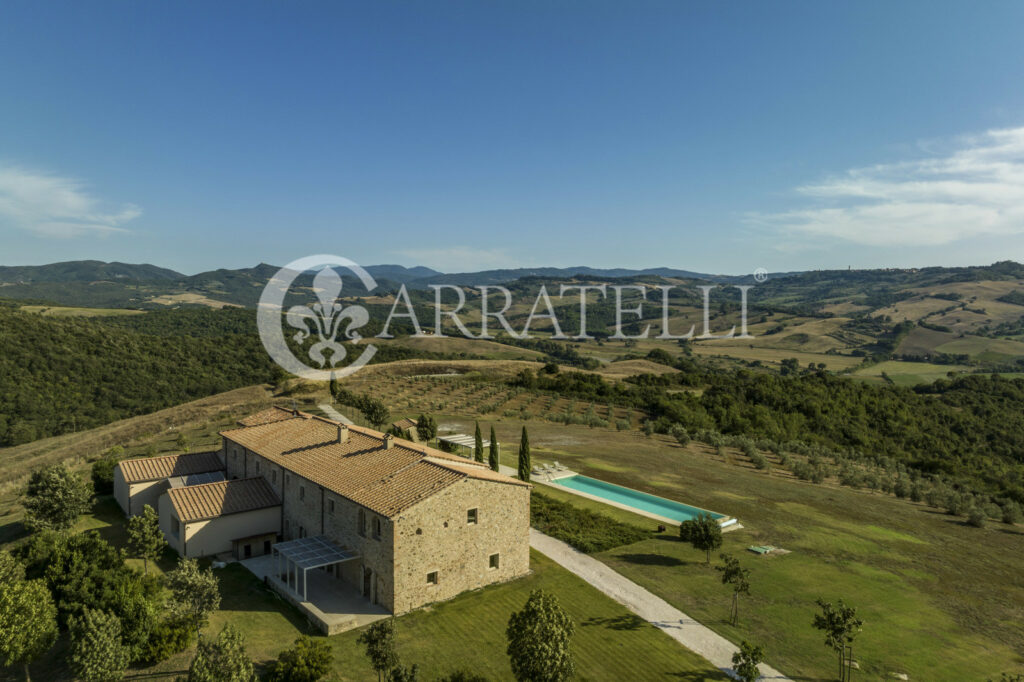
[391,477,530,614]
[219,435,529,615]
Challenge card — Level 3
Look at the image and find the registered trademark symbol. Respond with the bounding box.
[753,268,768,283]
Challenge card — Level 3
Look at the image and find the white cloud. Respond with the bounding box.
[394,246,510,272]
[0,165,141,238]
[750,126,1024,247]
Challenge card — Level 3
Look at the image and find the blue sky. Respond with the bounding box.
[2,1,1024,275]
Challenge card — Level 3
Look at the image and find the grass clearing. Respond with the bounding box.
[474,419,1024,681]
[850,360,969,386]
[19,304,146,316]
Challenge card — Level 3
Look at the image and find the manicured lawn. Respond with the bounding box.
[473,419,1024,681]
[141,552,725,681]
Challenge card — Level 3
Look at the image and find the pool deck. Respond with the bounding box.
[501,464,739,531]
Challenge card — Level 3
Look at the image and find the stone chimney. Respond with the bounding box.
[337,424,349,444]
[383,433,395,449]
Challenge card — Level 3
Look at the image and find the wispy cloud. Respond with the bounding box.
[394,246,509,272]
[0,164,141,238]
[750,127,1024,247]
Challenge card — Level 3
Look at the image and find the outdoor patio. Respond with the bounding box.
[241,552,389,635]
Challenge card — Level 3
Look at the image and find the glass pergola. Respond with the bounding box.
[272,535,359,601]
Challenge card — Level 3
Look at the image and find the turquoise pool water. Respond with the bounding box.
[549,474,729,524]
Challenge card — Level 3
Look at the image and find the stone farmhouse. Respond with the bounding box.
[114,406,531,617]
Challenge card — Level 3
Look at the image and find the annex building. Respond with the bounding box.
[114,406,531,618]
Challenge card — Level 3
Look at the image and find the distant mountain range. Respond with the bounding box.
[2,258,1022,310]
[0,260,761,287]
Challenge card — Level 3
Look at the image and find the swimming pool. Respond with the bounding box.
[548,474,734,526]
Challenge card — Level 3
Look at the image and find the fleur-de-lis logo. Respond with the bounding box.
[286,267,369,368]
[257,255,377,380]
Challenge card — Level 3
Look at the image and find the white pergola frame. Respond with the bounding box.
[272,535,359,601]
[436,433,491,454]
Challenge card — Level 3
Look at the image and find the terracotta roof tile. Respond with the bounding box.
[391,418,418,430]
[118,451,224,484]
[221,413,526,517]
[168,477,280,523]
[237,406,311,427]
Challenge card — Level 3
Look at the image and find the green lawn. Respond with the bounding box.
[136,551,726,681]
[478,419,1024,681]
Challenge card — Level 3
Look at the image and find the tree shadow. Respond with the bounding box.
[613,552,685,567]
[581,614,647,631]
[0,519,27,545]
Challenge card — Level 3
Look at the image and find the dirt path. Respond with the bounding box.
[529,529,790,681]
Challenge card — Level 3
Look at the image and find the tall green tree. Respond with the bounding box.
[127,504,166,575]
[68,608,130,682]
[329,372,339,403]
[489,425,500,471]
[506,589,575,682]
[362,398,391,429]
[473,422,484,463]
[517,426,531,482]
[416,414,438,442]
[187,624,254,682]
[267,635,333,682]
[716,554,751,625]
[731,641,765,682]
[22,464,91,532]
[167,558,221,640]
[0,553,58,682]
[813,598,864,682]
[679,513,723,564]
[357,618,399,682]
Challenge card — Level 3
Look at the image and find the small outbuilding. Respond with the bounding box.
[390,417,419,441]
[114,451,224,516]
[159,477,281,558]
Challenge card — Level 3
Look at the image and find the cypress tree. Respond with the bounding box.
[517,427,531,482]
[489,426,500,472]
[474,422,484,463]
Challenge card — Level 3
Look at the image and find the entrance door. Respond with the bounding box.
[362,566,373,602]
[263,540,271,555]
[243,544,252,558]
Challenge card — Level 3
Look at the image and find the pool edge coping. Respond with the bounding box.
[535,473,737,529]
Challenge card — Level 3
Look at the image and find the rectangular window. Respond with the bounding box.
[285,473,291,484]
[467,508,478,525]
[426,571,438,585]
[489,553,500,569]
[358,509,366,537]
[299,526,305,539]
[255,460,261,473]
[373,517,382,540]
[328,499,335,514]
[299,485,305,501]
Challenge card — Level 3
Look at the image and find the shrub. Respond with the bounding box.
[615,419,631,431]
[139,616,193,665]
[266,635,333,682]
[1001,501,1022,525]
[670,424,690,446]
[91,456,119,496]
[748,452,769,470]
[967,507,987,528]
[530,493,649,553]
